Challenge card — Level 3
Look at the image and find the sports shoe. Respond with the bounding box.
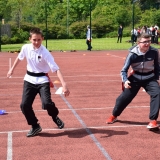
[147,120,159,129]
[53,116,64,129]
[106,115,117,124]
[27,124,42,137]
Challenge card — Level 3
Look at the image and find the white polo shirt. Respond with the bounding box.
[86,28,92,40]
[18,44,59,84]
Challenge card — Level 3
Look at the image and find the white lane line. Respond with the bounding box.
[9,58,12,78]
[7,132,12,160]
[3,105,150,114]
[59,94,112,160]
[0,74,120,79]
[0,80,121,83]
[110,55,125,59]
[0,124,147,134]
[4,106,150,114]
[59,75,120,77]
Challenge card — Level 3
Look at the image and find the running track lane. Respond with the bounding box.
[55,85,112,160]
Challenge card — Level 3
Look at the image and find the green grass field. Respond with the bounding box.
[2,37,160,52]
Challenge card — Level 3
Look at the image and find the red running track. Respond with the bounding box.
[0,50,160,160]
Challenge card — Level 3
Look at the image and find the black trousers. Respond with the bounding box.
[86,40,92,50]
[112,79,160,120]
[151,35,155,43]
[117,34,122,43]
[20,81,59,125]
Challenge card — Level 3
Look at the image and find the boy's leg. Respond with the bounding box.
[20,81,38,125]
[120,36,122,43]
[39,83,64,129]
[144,80,160,120]
[106,82,140,124]
[86,40,89,50]
[113,84,140,116]
[143,80,160,129]
[86,40,91,50]
[117,36,119,43]
[39,83,59,116]
[21,81,42,137]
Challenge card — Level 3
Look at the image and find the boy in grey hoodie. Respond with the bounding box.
[106,33,160,130]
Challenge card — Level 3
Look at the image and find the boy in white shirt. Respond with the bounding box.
[7,27,70,137]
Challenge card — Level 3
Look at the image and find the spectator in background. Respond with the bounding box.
[151,26,155,43]
[154,24,159,30]
[140,26,147,34]
[146,26,151,35]
[137,27,141,36]
[131,28,137,43]
[154,27,158,44]
[86,25,92,51]
[117,25,123,43]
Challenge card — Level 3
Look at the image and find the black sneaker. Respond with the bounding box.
[27,124,42,137]
[53,116,64,129]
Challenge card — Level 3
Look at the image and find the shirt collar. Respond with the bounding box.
[31,44,42,52]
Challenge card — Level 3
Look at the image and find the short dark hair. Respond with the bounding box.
[137,33,151,41]
[29,27,43,37]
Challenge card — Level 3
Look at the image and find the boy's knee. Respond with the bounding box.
[20,102,30,113]
[44,102,59,116]
[42,101,55,109]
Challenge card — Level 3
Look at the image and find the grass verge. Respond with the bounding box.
[1,37,160,52]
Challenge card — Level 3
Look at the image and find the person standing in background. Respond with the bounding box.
[154,27,159,44]
[151,26,155,43]
[131,28,137,43]
[86,25,92,51]
[117,25,123,43]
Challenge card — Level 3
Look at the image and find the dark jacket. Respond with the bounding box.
[118,27,123,35]
[121,45,159,82]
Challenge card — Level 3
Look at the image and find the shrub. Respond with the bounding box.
[1,35,11,44]
[10,36,21,44]
[106,31,117,38]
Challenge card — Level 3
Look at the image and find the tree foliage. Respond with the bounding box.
[0,0,160,41]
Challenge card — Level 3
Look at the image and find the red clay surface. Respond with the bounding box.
[0,50,160,160]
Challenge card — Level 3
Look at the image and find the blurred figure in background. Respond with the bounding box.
[117,25,123,43]
[86,25,92,51]
[131,28,137,43]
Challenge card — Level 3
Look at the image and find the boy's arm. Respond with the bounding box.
[7,56,20,78]
[120,53,132,83]
[56,69,70,97]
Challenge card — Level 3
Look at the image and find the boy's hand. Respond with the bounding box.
[124,80,131,89]
[63,87,70,97]
[62,84,70,97]
[7,70,13,78]
[157,80,160,85]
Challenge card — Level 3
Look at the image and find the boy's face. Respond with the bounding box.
[138,37,151,53]
[29,33,44,49]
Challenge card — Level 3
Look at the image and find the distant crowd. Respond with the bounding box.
[131,25,159,44]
